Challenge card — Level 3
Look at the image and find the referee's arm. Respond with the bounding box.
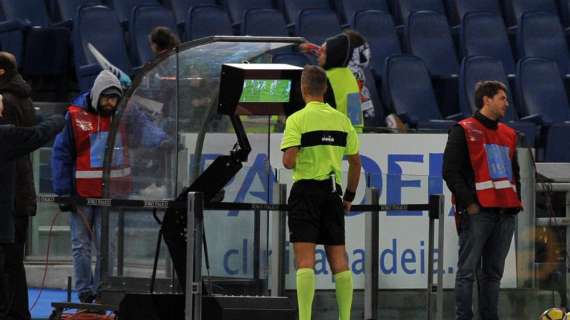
[343,153,361,212]
[283,147,298,169]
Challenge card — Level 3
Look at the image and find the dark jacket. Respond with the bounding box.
[0,72,37,216]
[0,115,65,243]
[442,112,521,214]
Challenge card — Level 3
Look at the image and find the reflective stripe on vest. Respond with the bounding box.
[459,118,522,208]
[75,167,131,179]
[326,67,363,132]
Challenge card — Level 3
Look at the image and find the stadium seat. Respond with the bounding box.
[407,11,458,77]
[382,55,455,130]
[447,0,503,26]
[240,8,288,36]
[517,57,570,161]
[295,9,341,46]
[459,56,537,147]
[334,0,390,27]
[107,0,160,28]
[162,0,217,33]
[393,0,447,26]
[353,10,401,79]
[518,12,570,75]
[224,0,275,32]
[185,4,233,40]
[504,0,559,27]
[55,0,102,25]
[362,67,388,127]
[0,0,70,76]
[461,12,515,74]
[129,5,178,67]
[73,5,131,91]
[279,0,333,29]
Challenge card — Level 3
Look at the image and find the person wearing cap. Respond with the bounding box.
[282,65,361,320]
[51,70,132,304]
[300,30,370,132]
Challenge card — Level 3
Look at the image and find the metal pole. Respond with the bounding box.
[436,195,445,320]
[517,147,536,288]
[117,209,125,277]
[427,207,435,320]
[254,208,261,281]
[271,184,287,296]
[364,188,379,320]
[186,192,204,320]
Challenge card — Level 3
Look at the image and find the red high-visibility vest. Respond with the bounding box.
[459,117,522,208]
[68,106,131,197]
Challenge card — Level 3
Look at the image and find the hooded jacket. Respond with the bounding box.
[51,71,168,196]
[0,71,37,217]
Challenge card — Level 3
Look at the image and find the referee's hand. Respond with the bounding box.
[343,200,352,214]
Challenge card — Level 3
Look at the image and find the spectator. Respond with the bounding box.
[149,26,180,56]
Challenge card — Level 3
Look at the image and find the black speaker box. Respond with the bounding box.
[203,295,296,320]
[119,293,184,320]
[119,294,296,320]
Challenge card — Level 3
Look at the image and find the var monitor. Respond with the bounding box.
[218,63,304,116]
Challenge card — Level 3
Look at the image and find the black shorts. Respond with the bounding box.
[287,179,345,245]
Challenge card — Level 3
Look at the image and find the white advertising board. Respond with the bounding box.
[184,133,516,289]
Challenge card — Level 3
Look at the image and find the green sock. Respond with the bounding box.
[296,268,315,320]
[334,270,353,320]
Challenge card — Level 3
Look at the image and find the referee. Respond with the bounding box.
[281,65,361,320]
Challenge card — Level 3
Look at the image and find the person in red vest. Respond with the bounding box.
[443,80,522,320]
[51,70,147,304]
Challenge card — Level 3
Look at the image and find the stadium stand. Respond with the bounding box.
[108,0,160,29]
[518,11,570,76]
[54,0,102,25]
[334,0,390,27]
[504,0,559,27]
[224,0,276,33]
[129,5,178,67]
[382,55,455,130]
[278,0,334,29]
[162,0,217,34]
[185,4,232,40]
[461,11,516,74]
[73,5,131,91]
[393,0,447,26]
[295,8,342,46]
[353,10,401,81]
[459,56,537,147]
[240,8,288,36]
[447,0,504,26]
[516,57,570,161]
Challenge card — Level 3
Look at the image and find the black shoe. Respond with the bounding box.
[78,292,96,304]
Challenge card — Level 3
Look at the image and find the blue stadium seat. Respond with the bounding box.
[107,0,160,28]
[447,0,503,26]
[129,5,177,67]
[518,12,570,75]
[295,9,341,46]
[394,0,447,26]
[354,10,401,79]
[461,12,515,74]
[163,0,217,32]
[504,0,558,27]
[334,0,389,26]
[73,5,131,91]
[407,11,459,77]
[560,0,570,27]
[279,0,333,28]
[185,4,232,40]
[224,0,275,31]
[240,9,288,36]
[362,67,387,127]
[55,0,102,25]
[0,0,70,76]
[517,57,570,161]
[382,55,455,130]
[460,56,537,146]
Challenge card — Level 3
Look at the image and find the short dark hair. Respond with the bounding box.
[0,51,17,74]
[301,65,327,97]
[149,27,180,52]
[474,81,507,109]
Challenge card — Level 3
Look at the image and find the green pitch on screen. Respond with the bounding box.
[239,79,291,103]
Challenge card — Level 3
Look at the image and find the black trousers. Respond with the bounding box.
[2,217,31,320]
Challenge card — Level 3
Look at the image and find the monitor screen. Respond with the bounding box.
[238,79,291,103]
